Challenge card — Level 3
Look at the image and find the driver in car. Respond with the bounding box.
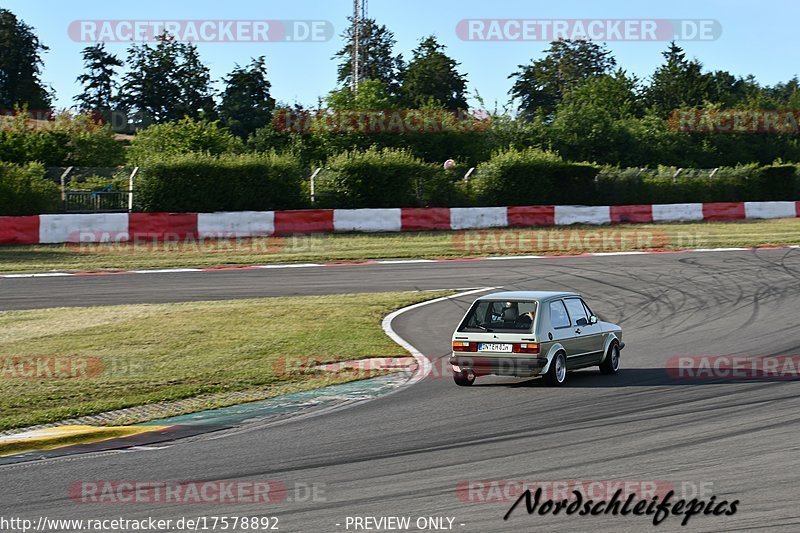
[501,302,535,328]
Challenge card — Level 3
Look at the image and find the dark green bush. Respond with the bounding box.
[754,164,798,200]
[69,129,126,167]
[128,118,244,166]
[0,162,60,215]
[0,130,70,166]
[0,112,125,167]
[420,169,475,207]
[473,148,599,206]
[594,164,799,205]
[327,147,433,208]
[136,152,306,212]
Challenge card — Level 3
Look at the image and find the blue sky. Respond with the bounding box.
[5,0,799,110]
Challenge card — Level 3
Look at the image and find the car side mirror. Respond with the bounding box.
[589,315,598,325]
[576,317,588,327]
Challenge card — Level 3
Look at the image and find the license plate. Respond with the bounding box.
[478,343,512,353]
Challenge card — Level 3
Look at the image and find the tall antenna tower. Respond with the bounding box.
[351,0,368,94]
[351,0,360,94]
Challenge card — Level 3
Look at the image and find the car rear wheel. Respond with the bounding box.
[544,352,567,386]
[453,370,475,386]
[599,342,620,375]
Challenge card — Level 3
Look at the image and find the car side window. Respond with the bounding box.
[549,300,570,329]
[564,298,588,326]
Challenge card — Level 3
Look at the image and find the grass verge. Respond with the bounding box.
[0,219,799,273]
[0,291,451,431]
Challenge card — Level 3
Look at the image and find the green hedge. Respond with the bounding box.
[134,151,797,212]
[327,147,434,208]
[752,164,798,200]
[594,164,799,205]
[0,113,124,167]
[0,162,60,215]
[473,148,599,206]
[127,118,243,166]
[468,150,799,207]
[136,152,305,212]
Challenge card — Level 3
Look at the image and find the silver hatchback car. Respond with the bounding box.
[449,291,624,386]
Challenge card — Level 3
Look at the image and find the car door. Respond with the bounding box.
[580,298,606,362]
[562,297,600,367]
[547,299,577,361]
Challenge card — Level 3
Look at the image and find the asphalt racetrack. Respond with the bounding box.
[2,248,800,532]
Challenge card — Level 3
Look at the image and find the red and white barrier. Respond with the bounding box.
[40,213,128,243]
[1,201,798,245]
[274,209,333,235]
[197,211,274,238]
[450,207,507,230]
[652,203,704,222]
[744,201,797,220]
[333,208,401,232]
[0,216,39,244]
[128,213,198,240]
[554,205,610,226]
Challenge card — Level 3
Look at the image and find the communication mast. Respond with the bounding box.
[351,0,368,95]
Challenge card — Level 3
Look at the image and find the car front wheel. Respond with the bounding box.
[544,352,567,386]
[599,342,620,375]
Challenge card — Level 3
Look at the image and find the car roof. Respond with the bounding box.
[476,290,580,302]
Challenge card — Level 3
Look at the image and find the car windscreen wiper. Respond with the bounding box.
[475,324,493,332]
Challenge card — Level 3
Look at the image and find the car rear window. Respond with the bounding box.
[458,300,537,332]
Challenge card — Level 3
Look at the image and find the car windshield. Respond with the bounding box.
[458,300,537,332]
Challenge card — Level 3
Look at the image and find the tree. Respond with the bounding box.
[0,9,51,110]
[401,36,468,109]
[559,69,640,119]
[334,17,404,97]
[117,34,214,128]
[509,40,616,120]
[177,41,215,119]
[74,43,123,120]
[766,76,800,109]
[551,70,640,163]
[219,56,276,138]
[644,42,713,116]
[326,79,396,110]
